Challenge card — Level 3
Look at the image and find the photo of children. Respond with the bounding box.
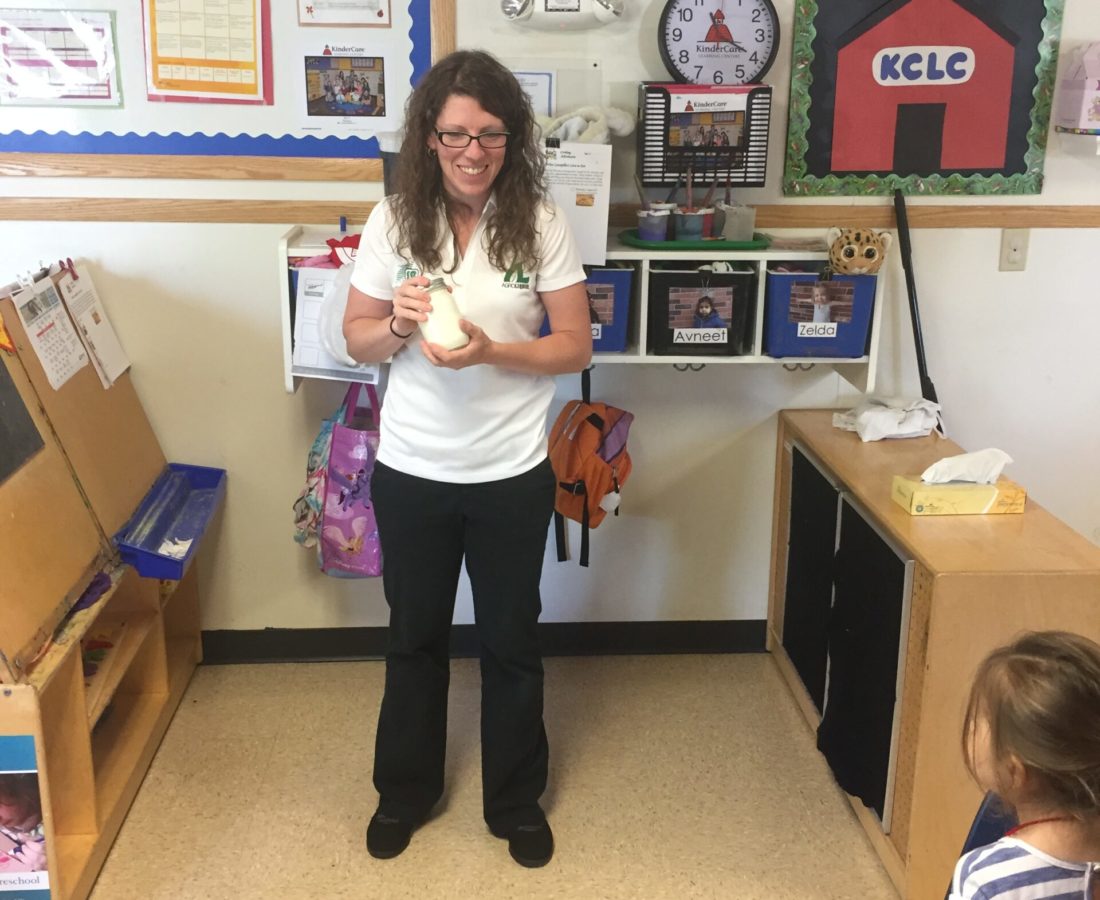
[788,281,854,325]
[667,286,734,330]
[668,111,745,149]
[305,56,386,117]
[0,736,48,889]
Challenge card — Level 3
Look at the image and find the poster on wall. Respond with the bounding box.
[298,0,391,27]
[0,9,122,107]
[0,736,48,895]
[142,0,273,104]
[301,49,386,133]
[783,0,1064,195]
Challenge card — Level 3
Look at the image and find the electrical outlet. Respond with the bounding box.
[999,228,1029,272]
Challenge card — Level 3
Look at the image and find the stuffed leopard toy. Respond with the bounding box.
[826,227,893,275]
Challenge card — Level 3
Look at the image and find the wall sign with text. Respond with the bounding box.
[783,0,1064,195]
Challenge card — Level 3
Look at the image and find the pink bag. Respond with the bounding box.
[318,383,383,578]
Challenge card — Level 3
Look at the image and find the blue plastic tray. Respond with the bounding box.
[115,463,227,580]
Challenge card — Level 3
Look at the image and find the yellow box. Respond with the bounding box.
[891,475,1027,516]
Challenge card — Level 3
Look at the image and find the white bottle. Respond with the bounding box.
[419,276,470,350]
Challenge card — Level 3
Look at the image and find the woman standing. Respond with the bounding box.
[343,50,591,868]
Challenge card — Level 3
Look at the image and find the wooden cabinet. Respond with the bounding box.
[0,287,204,900]
[768,409,1100,900]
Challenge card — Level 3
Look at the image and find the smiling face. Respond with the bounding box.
[429,94,508,212]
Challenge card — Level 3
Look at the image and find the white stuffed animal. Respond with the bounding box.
[501,0,626,30]
[536,106,635,144]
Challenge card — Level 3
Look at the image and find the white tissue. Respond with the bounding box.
[920,448,1013,485]
[833,397,942,442]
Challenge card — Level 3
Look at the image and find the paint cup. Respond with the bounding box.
[719,203,757,242]
[637,208,670,241]
[673,208,706,241]
[697,206,716,238]
[649,201,678,214]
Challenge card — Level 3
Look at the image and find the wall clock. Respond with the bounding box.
[658,0,779,85]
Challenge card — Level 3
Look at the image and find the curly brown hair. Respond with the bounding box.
[389,50,545,275]
[962,630,1100,818]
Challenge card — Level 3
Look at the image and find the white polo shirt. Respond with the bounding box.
[350,195,584,483]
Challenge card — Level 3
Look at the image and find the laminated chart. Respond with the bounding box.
[0,9,121,106]
[144,0,267,102]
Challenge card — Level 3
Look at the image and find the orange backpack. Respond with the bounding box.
[548,370,634,566]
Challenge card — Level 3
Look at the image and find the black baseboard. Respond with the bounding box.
[201,620,766,665]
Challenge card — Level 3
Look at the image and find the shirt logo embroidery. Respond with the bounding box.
[394,261,421,285]
[502,263,531,289]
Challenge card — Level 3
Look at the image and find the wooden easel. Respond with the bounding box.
[0,269,205,900]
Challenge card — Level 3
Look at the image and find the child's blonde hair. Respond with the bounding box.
[962,630,1100,817]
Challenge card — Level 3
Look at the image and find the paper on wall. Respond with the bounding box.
[292,267,379,384]
[544,142,612,266]
[13,275,88,390]
[57,265,130,389]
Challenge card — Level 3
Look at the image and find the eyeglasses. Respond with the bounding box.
[435,130,510,149]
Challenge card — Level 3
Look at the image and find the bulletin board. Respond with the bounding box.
[783,0,1064,195]
[0,0,453,179]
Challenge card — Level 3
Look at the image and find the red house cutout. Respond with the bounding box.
[831,0,1018,173]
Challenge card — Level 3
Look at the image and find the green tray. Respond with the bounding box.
[618,229,771,251]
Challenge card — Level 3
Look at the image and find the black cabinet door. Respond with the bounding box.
[817,498,910,824]
[782,446,840,713]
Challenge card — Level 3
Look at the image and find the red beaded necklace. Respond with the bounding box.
[1006,816,1073,837]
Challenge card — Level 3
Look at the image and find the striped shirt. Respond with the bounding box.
[950,837,1099,899]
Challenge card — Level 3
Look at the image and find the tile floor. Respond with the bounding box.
[89,654,897,899]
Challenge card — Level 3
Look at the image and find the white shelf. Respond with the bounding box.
[279,226,883,394]
[595,230,882,392]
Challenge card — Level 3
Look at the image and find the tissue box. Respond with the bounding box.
[891,475,1026,516]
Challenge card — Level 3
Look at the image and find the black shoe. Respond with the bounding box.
[367,810,417,859]
[491,819,554,868]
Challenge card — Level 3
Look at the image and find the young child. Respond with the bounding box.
[810,282,837,324]
[950,631,1100,899]
[0,773,46,873]
[692,295,726,329]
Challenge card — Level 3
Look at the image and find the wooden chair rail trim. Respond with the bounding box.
[0,154,383,182]
[2,197,1100,227]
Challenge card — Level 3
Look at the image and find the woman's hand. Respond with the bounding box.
[421,320,493,370]
[391,275,432,334]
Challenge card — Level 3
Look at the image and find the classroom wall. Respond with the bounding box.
[2,0,1098,632]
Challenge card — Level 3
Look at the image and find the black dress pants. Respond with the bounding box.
[369,458,556,832]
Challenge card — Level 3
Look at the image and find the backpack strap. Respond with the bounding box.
[554,479,592,567]
[581,366,591,404]
[579,495,590,567]
[554,510,567,563]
